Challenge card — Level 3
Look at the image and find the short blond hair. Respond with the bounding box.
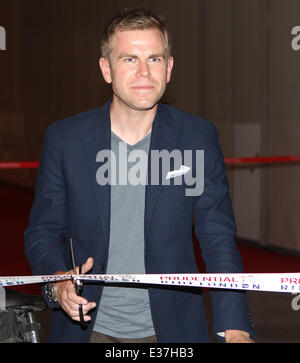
[101,7,172,60]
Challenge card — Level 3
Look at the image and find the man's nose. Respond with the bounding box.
[136,61,150,77]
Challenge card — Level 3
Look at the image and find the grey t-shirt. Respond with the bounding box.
[94,131,155,338]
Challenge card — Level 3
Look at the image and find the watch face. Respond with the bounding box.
[46,283,57,302]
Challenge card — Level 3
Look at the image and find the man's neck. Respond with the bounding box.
[110,99,157,146]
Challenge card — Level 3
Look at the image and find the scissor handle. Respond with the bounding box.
[75,264,87,330]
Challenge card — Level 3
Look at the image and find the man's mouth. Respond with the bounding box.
[132,85,154,90]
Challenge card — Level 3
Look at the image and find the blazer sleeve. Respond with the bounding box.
[192,122,254,341]
[24,124,68,278]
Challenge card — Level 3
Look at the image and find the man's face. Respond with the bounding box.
[100,28,174,111]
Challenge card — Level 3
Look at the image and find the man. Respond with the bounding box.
[24,8,254,343]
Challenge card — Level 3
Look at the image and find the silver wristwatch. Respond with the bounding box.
[45,282,58,302]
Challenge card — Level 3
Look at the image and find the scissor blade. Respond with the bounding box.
[70,238,77,273]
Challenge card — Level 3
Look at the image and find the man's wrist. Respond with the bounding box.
[45,270,66,302]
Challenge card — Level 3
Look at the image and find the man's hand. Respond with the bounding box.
[225,330,254,343]
[54,257,96,322]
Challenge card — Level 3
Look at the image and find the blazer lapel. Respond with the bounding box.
[145,104,180,237]
[82,101,111,246]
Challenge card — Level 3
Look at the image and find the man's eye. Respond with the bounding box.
[149,57,161,62]
[124,57,136,63]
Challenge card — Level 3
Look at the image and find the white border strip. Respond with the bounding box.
[1,273,300,293]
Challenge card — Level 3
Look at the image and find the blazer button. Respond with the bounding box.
[99,263,105,271]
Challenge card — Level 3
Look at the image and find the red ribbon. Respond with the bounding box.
[1,155,300,169]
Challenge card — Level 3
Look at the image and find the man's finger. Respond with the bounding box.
[66,301,96,321]
[67,290,88,305]
[81,257,94,274]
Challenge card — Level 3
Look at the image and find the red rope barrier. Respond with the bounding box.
[1,155,300,169]
[0,162,39,169]
[224,155,300,165]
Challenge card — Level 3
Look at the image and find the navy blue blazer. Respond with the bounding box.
[24,99,254,343]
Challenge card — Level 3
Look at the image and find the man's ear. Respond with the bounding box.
[166,56,174,84]
[99,57,112,84]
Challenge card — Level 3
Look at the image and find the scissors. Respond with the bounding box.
[70,238,88,330]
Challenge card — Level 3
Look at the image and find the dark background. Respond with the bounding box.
[0,0,300,343]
